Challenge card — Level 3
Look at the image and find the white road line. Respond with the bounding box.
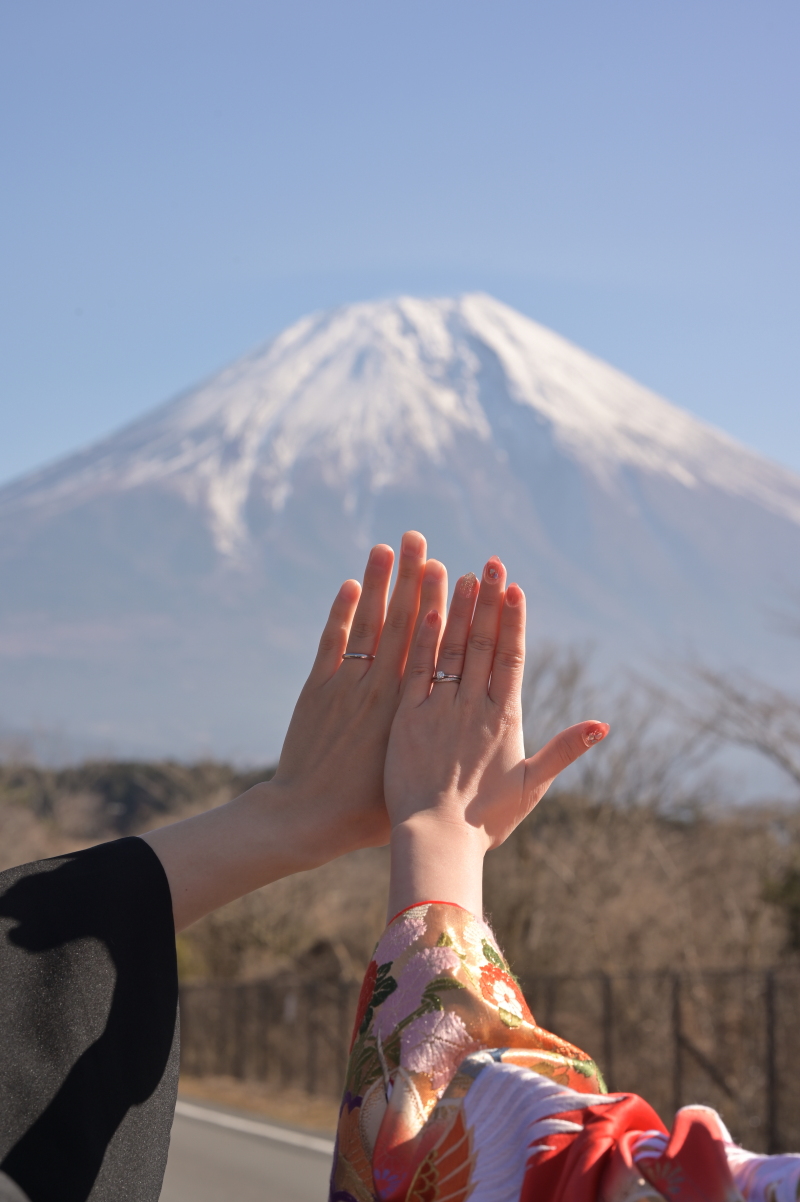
[174,1100,336,1157]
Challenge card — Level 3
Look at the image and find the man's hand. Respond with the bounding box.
[270,530,447,858]
[143,531,447,930]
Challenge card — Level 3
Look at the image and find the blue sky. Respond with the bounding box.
[1,0,798,485]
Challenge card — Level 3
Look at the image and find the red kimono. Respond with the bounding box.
[331,903,800,1202]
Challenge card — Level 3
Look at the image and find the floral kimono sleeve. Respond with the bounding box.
[330,903,800,1202]
[330,902,606,1202]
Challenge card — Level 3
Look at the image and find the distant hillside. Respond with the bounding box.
[0,759,274,870]
[2,759,798,985]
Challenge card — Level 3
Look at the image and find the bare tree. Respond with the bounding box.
[689,667,800,792]
[677,629,800,956]
[522,644,709,812]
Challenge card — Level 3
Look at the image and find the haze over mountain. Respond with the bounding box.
[1,293,799,762]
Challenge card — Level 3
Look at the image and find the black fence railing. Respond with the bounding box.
[179,966,800,1153]
[180,976,361,1100]
[521,967,800,1154]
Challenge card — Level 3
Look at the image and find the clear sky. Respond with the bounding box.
[1,0,798,486]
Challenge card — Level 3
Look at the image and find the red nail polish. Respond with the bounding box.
[425,610,439,627]
[583,726,608,746]
[484,557,502,582]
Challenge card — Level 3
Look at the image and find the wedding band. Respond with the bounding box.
[433,670,461,683]
[342,652,375,660]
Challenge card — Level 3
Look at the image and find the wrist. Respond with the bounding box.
[142,778,317,932]
[236,780,319,871]
[254,777,389,870]
[143,774,388,933]
[387,813,488,922]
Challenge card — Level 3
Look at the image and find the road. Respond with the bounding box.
[160,1099,335,1202]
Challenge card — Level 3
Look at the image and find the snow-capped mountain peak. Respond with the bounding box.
[5,294,799,557]
[2,293,799,761]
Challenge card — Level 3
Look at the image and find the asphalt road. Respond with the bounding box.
[159,1099,335,1202]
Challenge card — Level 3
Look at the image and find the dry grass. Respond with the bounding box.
[178,1075,339,1133]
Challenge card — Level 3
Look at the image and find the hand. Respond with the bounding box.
[384,556,608,918]
[270,530,448,858]
[144,531,448,930]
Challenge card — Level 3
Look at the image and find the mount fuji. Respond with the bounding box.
[1,293,799,761]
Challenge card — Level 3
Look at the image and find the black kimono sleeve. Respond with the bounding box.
[0,837,180,1202]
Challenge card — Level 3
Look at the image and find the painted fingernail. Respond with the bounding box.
[425,609,439,627]
[583,724,609,746]
[506,583,523,606]
[484,557,503,582]
[459,572,478,596]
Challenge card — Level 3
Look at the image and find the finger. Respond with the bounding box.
[434,571,478,682]
[307,579,362,684]
[488,583,526,707]
[401,559,448,695]
[401,609,442,708]
[522,721,610,813]
[460,556,507,695]
[374,531,428,676]
[343,543,395,666]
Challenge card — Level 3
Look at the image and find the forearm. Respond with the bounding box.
[387,814,487,922]
[141,780,353,932]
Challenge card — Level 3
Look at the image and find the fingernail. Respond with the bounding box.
[401,531,425,557]
[425,609,439,627]
[506,583,523,606]
[459,572,478,596]
[583,724,609,747]
[370,545,393,569]
[484,557,503,582]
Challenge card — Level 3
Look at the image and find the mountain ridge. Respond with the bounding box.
[1,293,798,761]
[3,294,799,550]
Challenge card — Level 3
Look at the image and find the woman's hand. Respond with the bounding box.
[144,531,448,930]
[384,556,608,918]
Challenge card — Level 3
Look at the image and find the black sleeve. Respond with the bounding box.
[0,837,180,1202]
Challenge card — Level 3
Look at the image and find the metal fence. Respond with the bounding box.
[179,966,800,1152]
[180,976,361,1099]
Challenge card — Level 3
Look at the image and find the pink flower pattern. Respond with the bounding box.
[400,1009,479,1093]
[372,946,461,1041]
[373,907,428,966]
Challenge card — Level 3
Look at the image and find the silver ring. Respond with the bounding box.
[433,670,461,683]
[342,652,375,660]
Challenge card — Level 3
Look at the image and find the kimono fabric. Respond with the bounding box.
[331,902,800,1202]
[0,839,180,1202]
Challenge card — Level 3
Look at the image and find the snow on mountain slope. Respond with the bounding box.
[5,294,799,551]
[1,294,798,760]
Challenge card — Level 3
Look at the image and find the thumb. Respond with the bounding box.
[522,721,609,814]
